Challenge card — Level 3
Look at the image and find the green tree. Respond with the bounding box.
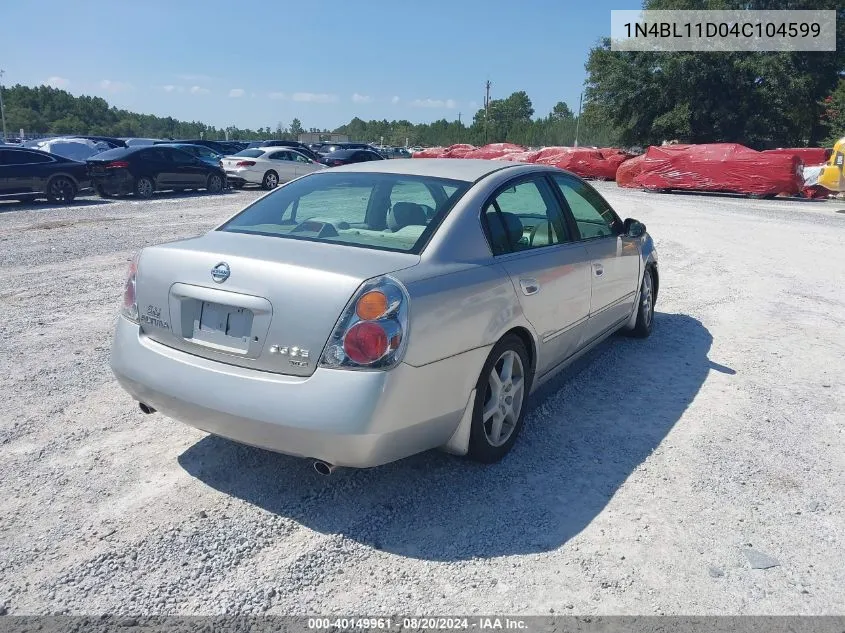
[289,118,304,139]
[585,0,844,148]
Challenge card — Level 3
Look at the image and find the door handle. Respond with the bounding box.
[519,278,540,296]
[593,263,604,277]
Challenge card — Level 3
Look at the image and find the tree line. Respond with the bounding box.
[1,84,616,148]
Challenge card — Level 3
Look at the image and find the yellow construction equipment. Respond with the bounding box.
[818,136,845,192]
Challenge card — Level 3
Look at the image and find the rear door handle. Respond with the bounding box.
[593,263,604,277]
[519,278,540,295]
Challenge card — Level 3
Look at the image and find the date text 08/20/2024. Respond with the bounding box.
[307,617,529,630]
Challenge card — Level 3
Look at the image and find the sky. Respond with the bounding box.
[0,0,642,131]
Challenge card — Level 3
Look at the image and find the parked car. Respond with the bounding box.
[321,148,386,166]
[110,159,658,472]
[244,140,322,162]
[0,146,91,203]
[70,135,127,148]
[122,138,164,147]
[222,147,325,189]
[316,142,382,156]
[154,139,230,155]
[86,145,227,198]
[157,143,223,167]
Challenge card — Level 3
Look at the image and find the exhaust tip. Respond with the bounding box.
[138,403,156,414]
[313,460,336,476]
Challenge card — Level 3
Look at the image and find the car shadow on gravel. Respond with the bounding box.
[179,312,724,561]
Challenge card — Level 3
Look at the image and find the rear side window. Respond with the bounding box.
[219,172,471,253]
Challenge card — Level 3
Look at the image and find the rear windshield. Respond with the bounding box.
[218,171,471,253]
[232,149,265,158]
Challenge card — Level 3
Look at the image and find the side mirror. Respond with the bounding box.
[624,218,646,238]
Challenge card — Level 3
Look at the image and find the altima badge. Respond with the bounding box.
[211,262,230,283]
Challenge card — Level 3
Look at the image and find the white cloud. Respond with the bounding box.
[391,95,400,104]
[228,88,245,98]
[190,85,210,95]
[176,73,215,83]
[292,92,338,103]
[352,93,372,104]
[46,76,70,89]
[100,79,134,93]
[269,91,287,100]
[410,98,457,109]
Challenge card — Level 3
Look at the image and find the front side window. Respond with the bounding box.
[219,172,470,253]
[293,153,311,163]
[482,177,571,255]
[270,151,294,162]
[551,174,622,239]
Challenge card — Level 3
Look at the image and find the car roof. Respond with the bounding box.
[326,158,529,182]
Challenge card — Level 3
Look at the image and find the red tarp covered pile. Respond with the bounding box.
[762,148,828,165]
[616,154,647,188]
[491,150,542,162]
[462,143,526,159]
[442,144,477,158]
[412,147,448,158]
[630,143,803,196]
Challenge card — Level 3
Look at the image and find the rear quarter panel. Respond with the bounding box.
[396,262,530,368]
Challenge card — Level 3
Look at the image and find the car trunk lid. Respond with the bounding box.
[134,230,419,376]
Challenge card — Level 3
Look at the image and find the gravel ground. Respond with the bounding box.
[0,185,843,616]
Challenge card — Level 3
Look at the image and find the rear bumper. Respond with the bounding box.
[110,316,487,467]
[91,172,134,194]
[224,167,263,185]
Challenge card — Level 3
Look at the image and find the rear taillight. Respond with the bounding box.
[121,254,139,322]
[320,276,409,370]
[107,160,130,169]
[235,160,256,167]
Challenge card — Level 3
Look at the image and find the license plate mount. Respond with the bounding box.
[188,301,254,353]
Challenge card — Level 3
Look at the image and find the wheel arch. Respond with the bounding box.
[500,326,537,378]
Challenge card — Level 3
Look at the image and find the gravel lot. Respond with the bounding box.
[0,184,843,616]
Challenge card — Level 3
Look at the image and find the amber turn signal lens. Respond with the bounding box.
[356,290,389,320]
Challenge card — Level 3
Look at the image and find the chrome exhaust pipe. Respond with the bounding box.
[138,403,156,414]
[313,460,336,476]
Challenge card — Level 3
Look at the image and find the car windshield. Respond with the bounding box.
[219,171,471,253]
[232,149,265,158]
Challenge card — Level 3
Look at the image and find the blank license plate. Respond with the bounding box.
[190,301,254,352]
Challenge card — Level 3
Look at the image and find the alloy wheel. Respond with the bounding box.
[482,350,525,447]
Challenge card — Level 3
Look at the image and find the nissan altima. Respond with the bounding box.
[110,159,658,472]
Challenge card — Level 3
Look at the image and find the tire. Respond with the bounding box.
[134,176,155,199]
[467,334,533,463]
[45,176,77,204]
[628,266,655,338]
[206,173,224,194]
[261,170,279,190]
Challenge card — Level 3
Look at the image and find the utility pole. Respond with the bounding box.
[574,92,583,148]
[484,80,491,144]
[0,70,8,143]
[458,112,462,125]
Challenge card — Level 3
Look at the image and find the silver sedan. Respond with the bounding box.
[111,159,658,472]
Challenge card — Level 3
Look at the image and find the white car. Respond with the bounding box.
[223,147,326,189]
